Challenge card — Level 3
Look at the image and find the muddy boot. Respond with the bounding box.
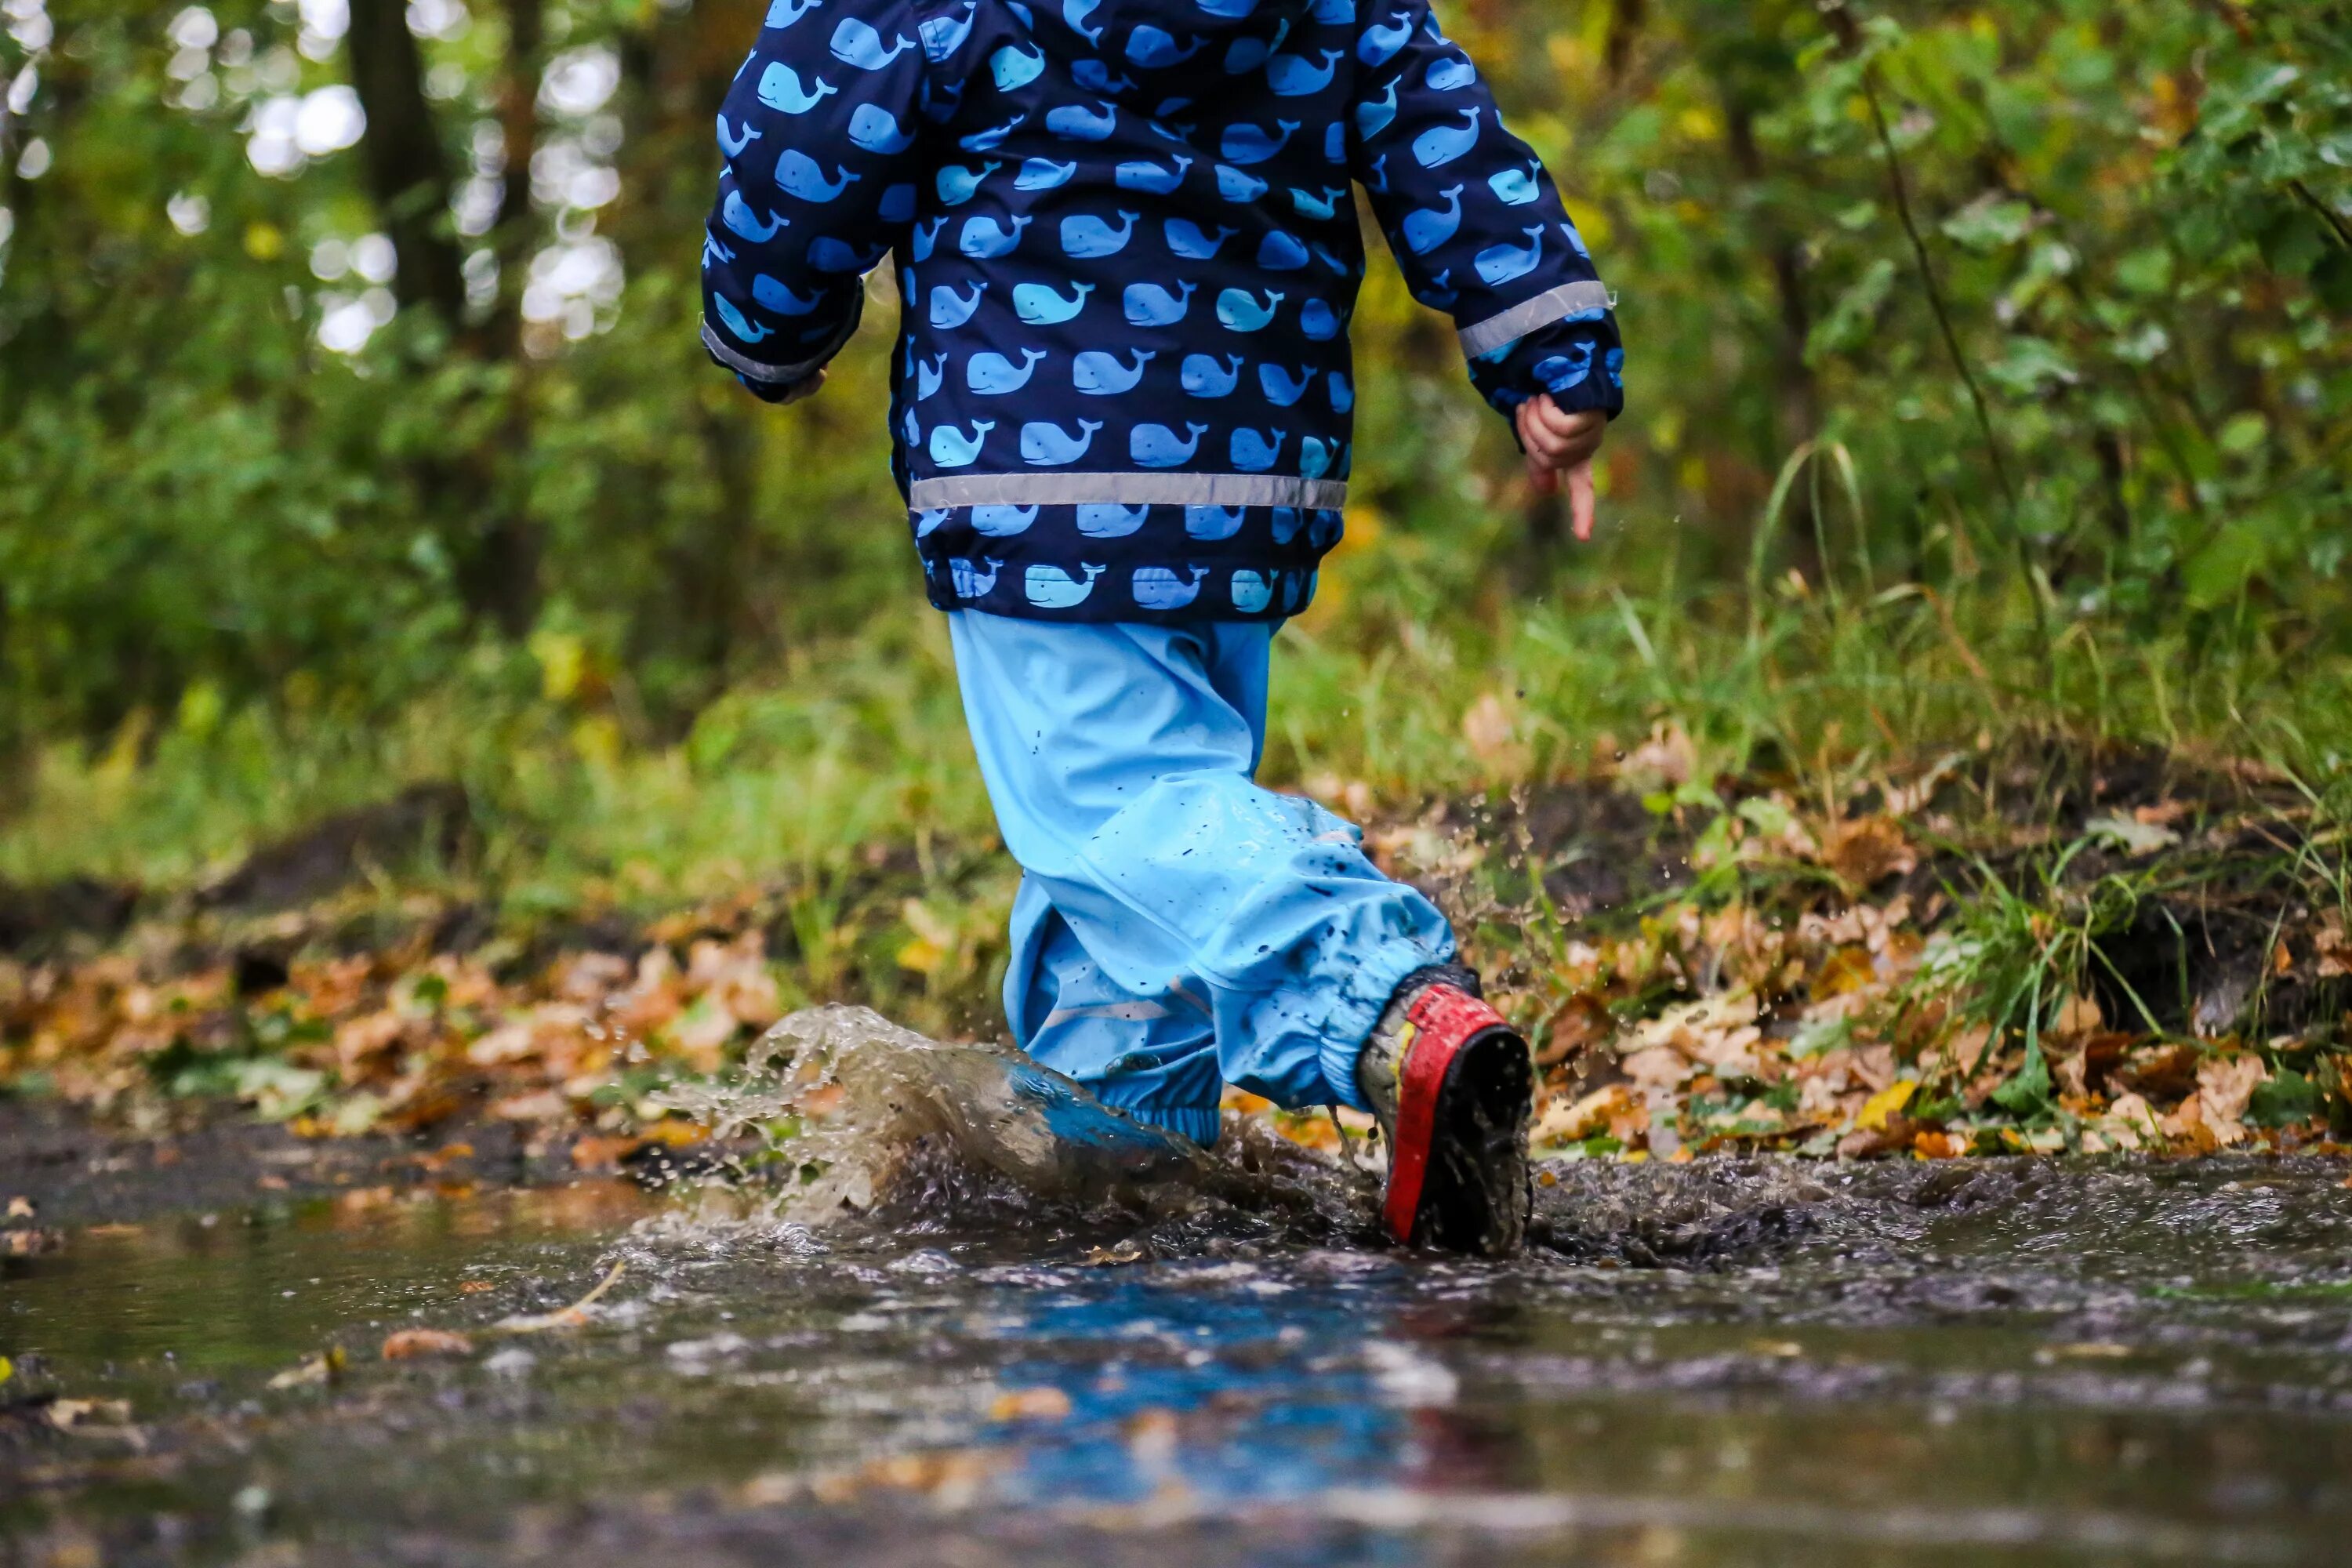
[1356,965,1533,1257]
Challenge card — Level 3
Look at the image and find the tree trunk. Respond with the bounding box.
[343,0,465,327]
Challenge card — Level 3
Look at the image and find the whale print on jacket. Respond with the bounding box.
[1258,362,1313,406]
[931,280,988,327]
[1216,288,1284,332]
[1018,156,1079,189]
[1024,563,1105,608]
[1062,210,1141,257]
[1073,348,1154,394]
[936,162,1000,205]
[1077,503,1151,536]
[1021,419,1106,465]
[1115,154,1193,194]
[960,213,1033,256]
[1015,281,1094,324]
[775,151,859,201]
[1131,564,1210,610]
[1132,422,1210,467]
[808,235,886,271]
[971,503,1041,535]
[1181,353,1245,397]
[1124,280,1198,327]
[968,347,1048,393]
[849,103,916,152]
[928,419,995,467]
[723,190,789,242]
[992,41,1047,88]
[829,16,915,69]
[757,63,838,114]
[717,114,762,156]
[1267,48,1341,96]
[949,557,1003,598]
[1166,218,1238,258]
[702,0,1624,623]
[753,273,822,314]
[1214,164,1272,202]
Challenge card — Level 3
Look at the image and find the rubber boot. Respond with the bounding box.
[1355,965,1533,1257]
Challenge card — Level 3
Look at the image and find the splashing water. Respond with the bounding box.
[652,1006,1366,1240]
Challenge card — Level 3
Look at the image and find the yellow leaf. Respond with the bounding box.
[1854,1080,1918,1131]
[895,938,946,976]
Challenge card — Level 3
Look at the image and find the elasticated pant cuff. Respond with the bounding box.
[1109,1102,1223,1148]
[1316,938,1457,1116]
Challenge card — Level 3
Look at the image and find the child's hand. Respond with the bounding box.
[1515,394,1608,543]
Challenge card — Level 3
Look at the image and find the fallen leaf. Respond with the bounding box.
[989,1386,1073,1422]
[568,1134,646,1171]
[1853,1080,1918,1132]
[1837,1115,1918,1160]
[2317,916,2349,979]
[1825,816,1917,887]
[382,1329,474,1360]
[1534,1084,1635,1145]
[45,1399,133,1429]
[266,1347,348,1389]
[2085,813,2179,856]
[1617,720,1697,796]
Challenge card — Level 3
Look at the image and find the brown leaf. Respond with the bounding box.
[1534,1084,1635,1145]
[2112,1043,2199,1101]
[382,1329,474,1360]
[1825,817,1917,887]
[2317,916,2349,980]
[1836,1115,1919,1160]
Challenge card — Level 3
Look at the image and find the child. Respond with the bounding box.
[704,0,1621,1254]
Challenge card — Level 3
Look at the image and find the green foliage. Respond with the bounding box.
[1,0,2349,798]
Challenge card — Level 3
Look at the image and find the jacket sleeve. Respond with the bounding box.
[701,0,935,403]
[1348,2,1625,423]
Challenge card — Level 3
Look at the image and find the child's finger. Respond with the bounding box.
[1567,459,1597,543]
[1526,451,1560,495]
[1519,403,1573,464]
[1530,399,1605,444]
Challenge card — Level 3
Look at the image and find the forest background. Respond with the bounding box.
[0,0,2347,1156]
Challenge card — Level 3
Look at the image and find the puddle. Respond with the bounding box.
[8,1012,2352,1565]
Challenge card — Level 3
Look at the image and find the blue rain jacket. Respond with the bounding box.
[702,0,1626,622]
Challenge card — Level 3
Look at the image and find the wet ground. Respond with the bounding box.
[11,1123,2352,1567]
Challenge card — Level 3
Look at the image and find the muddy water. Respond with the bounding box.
[9,1033,2352,1565]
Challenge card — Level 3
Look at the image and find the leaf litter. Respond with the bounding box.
[0,734,2342,1181]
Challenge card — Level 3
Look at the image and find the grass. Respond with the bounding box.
[3,504,2348,1162]
[4,503,2349,914]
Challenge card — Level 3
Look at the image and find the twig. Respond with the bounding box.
[1819,2,2050,659]
[2288,180,2352,252]
[491,1259,626,1334]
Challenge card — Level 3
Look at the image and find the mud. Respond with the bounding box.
[10,1014,2352,1566]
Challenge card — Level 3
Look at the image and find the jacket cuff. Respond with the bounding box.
[1470,314,1625,423]
[699,289,866,397]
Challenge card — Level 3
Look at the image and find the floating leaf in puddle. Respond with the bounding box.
[266,1346,347,1389]
[382,1329,474,1360]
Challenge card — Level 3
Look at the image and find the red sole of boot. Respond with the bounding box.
[1383,988,1533,1254]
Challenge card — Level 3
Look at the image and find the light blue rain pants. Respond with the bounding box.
[946,611,1457,1145]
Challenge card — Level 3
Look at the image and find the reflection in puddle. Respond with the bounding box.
[8,1142,2352,1564]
